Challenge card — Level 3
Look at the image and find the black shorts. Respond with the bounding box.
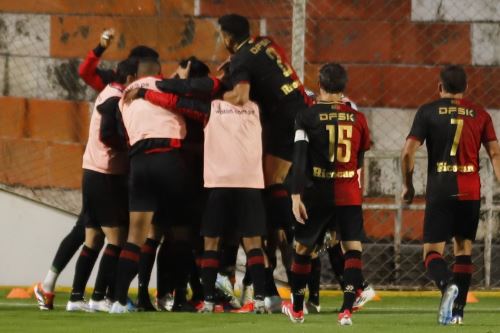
[294,202,364,249]
[129,150,189,221]
[81,169,128,228]
[423,199,480,243]
[201,188,266,238]
[263,98,307,161]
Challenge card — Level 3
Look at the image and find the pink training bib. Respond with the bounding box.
[204,100,264,189]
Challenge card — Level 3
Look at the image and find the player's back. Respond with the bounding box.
[231,36,310,111]
[409,98,496,201]
[297,101,370,205]
[120,76,186,146]
[83,83,128,175]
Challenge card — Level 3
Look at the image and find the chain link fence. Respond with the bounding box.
[0,0,498,289]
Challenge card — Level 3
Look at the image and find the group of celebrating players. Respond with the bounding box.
[32,13,500,326]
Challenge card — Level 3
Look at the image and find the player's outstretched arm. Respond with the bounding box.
[156,77,220,97]
[484,140,500,182]
[401,138,420,204]
[78,29,115,92]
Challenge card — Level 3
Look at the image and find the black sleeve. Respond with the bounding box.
[96,96,126,150]
[177,97,211,115]
[290,110,310,194]
[93,44,106,57]
[95,68,116,85]
[156,77,215,96]
[408,107,427,143]
[230,53,251,86]
[357,150,365,169]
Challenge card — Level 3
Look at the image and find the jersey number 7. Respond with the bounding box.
[450,118,463,156]
[326,124,352,163]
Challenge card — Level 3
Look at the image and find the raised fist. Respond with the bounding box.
[100,28,115,49]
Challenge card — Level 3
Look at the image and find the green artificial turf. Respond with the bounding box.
[1,290,499,333]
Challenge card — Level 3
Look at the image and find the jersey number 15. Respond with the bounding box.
[326,124,352,163]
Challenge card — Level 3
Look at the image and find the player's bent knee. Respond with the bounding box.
[295,242,312,255]
[84,228,105,250]
[341,240,362,252]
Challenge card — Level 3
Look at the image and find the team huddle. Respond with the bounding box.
[32,14,500,326]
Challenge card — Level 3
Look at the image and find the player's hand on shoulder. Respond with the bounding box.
[100,28,115,49]
[401,184,415,205]
[292,194,308,224]
[173,61,191,79]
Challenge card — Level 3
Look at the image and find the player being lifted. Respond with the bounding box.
[217,14,313,310]
[283,64,371,325]
[401,65,500,325]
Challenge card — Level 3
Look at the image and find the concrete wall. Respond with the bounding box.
[0,189,145,287]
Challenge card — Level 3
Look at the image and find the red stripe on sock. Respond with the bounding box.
[195,258,202,267]
[201,258,219,269]
[104,248,119,257]
[141,244,156,254]
[120,250,140,262]
[247,255,265,266]
[453,264,473,274]
[344,258,362,269]
[271,189,288,198]
[292,263,311,275]
[425,253,443,269]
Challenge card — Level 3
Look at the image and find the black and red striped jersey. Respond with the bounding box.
[230,36,312,114]
[408,98,497,201]
[295,101,371,206]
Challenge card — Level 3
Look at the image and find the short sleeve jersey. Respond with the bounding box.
[296,102,371,206]
[230,36,311,114]
[408,98,497,201]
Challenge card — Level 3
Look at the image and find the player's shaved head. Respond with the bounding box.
[319,63,347,94]
[137,58,161,77]
[128,45,159,60]
[440,65,467,94]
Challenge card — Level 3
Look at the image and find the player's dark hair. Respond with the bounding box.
[319,63,347,93]
[218,14,250,43]
[137,57,161,77]
[180,56,210,78]
[440,65,467,94]
[115,58,138,84]
[128,45,159,60]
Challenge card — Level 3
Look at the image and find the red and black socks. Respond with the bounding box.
[308,257,321,305]
[452,255,473,318]
[291,252,312,313]
[246,249,266,301]
[265,254,280,297]
[70,245,99,302]
[341,250,363,312]
[156,241,175,300]
[327,243,346,289]
[425,251,452,293]
[201,250,220,302]
[189,253,204,302]
[137,238,160,307]
[114,242,141,305]
[92,244,121,301]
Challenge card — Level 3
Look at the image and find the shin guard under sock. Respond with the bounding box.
[452,255,473,317]
[341,250,363,312]
[291,252,311,312]
[114,243,141,305]
[424,251,452,293]
[70,245,99,302]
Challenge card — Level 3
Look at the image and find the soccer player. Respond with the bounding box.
[34,33,159,310]
[65,58,137,312]
[283,63,371,325]
[124,80,269,315]
[401,65,500,325]
[109,57,190,313]
[217,14,313,311]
